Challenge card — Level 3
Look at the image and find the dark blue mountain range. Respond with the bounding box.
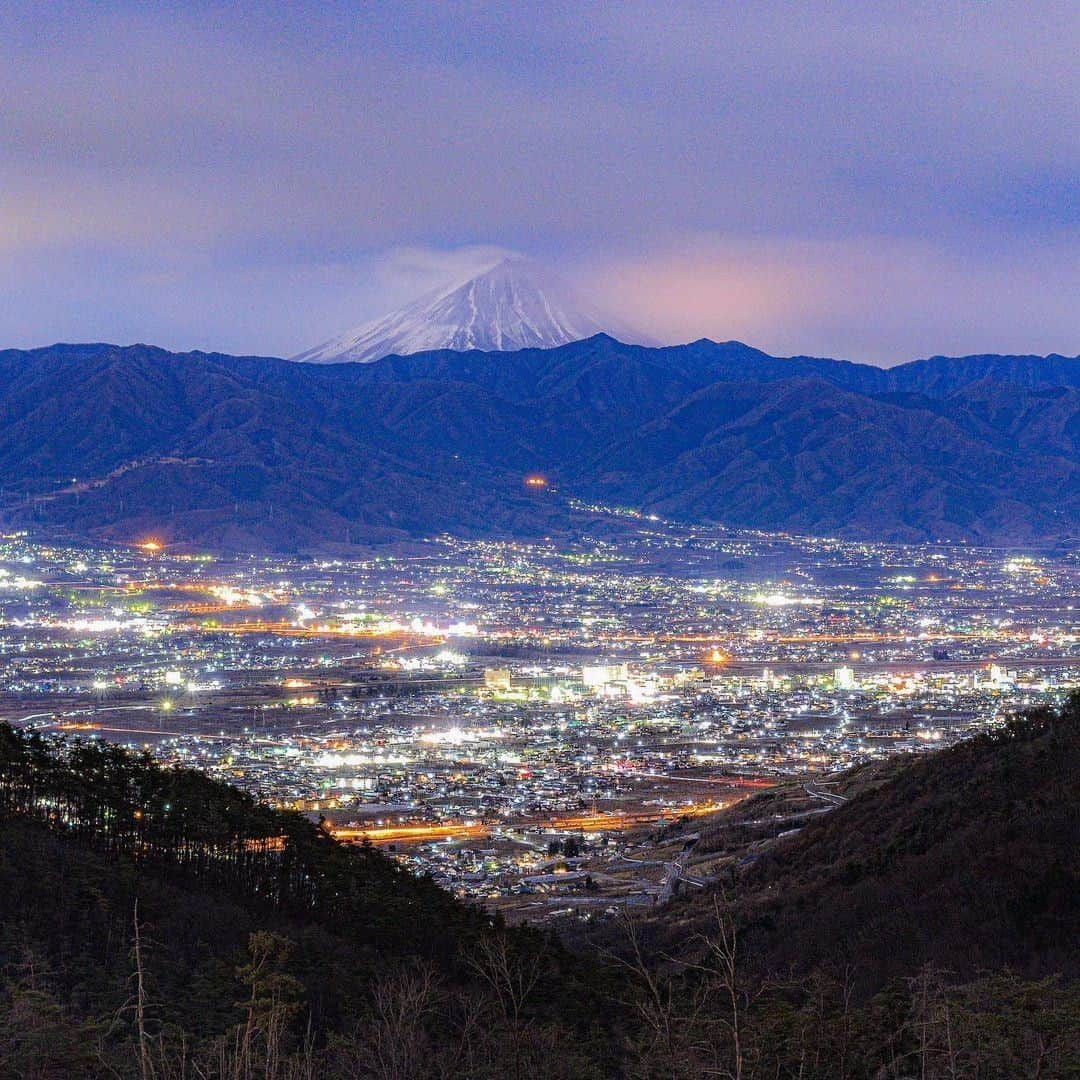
[1,336,1076,549]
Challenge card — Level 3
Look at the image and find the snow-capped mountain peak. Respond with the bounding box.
[292,257,651,363]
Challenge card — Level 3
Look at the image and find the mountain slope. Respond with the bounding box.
[887,352,1080,397]
[292,258,651,363]
[0,725,612,1077]
[3,708,1077,1077]
[647,694,1080,994]
[0,338,1076,549]
[590,375,1079,542]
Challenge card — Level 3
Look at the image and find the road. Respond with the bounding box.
[330,799,737,846]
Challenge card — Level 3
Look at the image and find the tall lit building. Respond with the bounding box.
[582,663,629,689]
[834,665,857,690]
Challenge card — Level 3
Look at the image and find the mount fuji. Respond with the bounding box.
[292,257,653,363]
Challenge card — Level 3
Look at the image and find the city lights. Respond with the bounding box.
[0,515,1074,918]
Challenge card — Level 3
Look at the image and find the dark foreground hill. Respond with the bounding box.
[639,694,1080,994]
[0,725,616,1078]
[2,699,1078,1077]
[584,695,1080,1076]
[1,337,1076,550]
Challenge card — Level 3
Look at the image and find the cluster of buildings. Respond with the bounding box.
[0,518,1075,910]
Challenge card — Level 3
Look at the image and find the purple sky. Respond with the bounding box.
[1,2,1076,365]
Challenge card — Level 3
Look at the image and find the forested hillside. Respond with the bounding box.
[644,692,1080,991]
[1,701,1078,1078]
[0,725,615,1077]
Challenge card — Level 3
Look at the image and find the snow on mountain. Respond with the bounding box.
[292,257,653,363]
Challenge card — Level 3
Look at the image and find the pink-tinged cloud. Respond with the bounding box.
[0,2,1075,359]
[577,236,1080,365]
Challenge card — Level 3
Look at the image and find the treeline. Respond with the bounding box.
[608,902,1078,1079]
[0,726,618,1077]
[0,725,472,949]
[1,705,1078,1078]
[0,817,611,1079]
[2,825,1075,1079]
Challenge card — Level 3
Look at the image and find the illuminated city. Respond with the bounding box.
[2,512,1075,920]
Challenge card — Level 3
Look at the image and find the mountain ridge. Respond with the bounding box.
[1,336,1076,549]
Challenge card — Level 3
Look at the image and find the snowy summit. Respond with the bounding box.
[292,257,650,363]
